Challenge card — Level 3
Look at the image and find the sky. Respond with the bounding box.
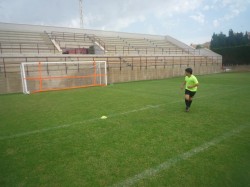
[0,0,250,45]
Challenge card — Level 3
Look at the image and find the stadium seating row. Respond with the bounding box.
[0,25,194,56]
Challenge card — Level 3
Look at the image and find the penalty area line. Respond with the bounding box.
[111,124,249,187]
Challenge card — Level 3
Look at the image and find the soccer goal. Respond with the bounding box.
[20,61,107,94]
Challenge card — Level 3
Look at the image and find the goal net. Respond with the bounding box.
[20,61,107,94]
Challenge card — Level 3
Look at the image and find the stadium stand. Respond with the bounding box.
[0,30,58,54]
[0,22,222,94]
[48,31,94,53]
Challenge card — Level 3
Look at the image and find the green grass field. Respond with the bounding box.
[0,72,250,187]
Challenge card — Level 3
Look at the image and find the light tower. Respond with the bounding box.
[79,0,84,28]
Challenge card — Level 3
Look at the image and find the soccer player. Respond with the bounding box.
[180,68,199,112]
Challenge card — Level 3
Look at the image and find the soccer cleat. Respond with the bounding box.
[185,107,190,112]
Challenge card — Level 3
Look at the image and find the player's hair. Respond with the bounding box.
[185,68,193,74]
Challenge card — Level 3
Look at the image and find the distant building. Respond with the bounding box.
[190,42,210,49]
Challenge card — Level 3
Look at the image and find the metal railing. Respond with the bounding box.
[0,54,222,77]
[0,42,58,54]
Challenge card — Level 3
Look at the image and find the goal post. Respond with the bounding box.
[20,61,107,94]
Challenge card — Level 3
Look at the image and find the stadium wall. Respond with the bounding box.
[0,55,222,94]
[223,65,250,72]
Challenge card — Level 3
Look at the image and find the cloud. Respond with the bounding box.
[67,19,81,28]
[203,5,211,10]
[210,0,250,29]
[202,0,250,30]
[190,13,205,24]
[223,9,240,21]
[213,19,219,27]
[100,16,146,31]
[172,0,202,13]
[0,0,78,25]
[83,0,204,31]
[152,0,203,18]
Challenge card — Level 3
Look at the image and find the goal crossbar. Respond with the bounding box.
[20,61,107,94]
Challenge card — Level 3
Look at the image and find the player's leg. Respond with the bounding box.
[187,91,196,109]
[185,95,191,111]
[188,96,193,108]
[184,90,191,111]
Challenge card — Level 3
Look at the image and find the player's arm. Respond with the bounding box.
[187,83,199,89]
[180,81,186,90]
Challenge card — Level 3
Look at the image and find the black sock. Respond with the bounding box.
[185,99,189,108]
[188,100,193,107]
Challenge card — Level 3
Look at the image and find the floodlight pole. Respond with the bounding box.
[79,0,84,28]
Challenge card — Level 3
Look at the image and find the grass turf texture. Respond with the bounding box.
[0,72,250,186]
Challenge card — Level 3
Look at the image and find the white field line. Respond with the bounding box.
[0,117,101,141]
[0,98,184,141]
[0,86,246,141]
[111,124,249,187]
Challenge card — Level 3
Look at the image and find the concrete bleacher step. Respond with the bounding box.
[0,29,61,55]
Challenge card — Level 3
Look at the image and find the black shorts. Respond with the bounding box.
[185,89,196,97]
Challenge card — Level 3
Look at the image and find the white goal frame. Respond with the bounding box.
[20,61,107,94]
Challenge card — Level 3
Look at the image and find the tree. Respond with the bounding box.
[210,32,227,49]
[243,32,250,45]
[196,45,202,49]
[210,29,250,65]
[210,29,250,50]
[228,29,236,46]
